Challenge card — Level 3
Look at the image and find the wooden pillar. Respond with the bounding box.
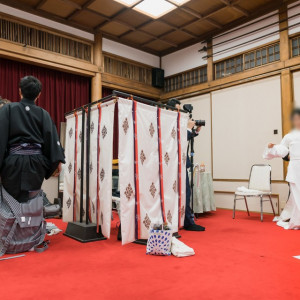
[91,32,102,102]
[281,69,293,135]
[279,4,293,176]
[279,4,290,62]
[207,39,214,82]
[281,69,293,176]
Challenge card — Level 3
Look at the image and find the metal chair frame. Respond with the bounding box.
[233,164,276,222]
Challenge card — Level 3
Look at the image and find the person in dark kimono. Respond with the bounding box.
[167,98,205,231]
[0,76,65,202]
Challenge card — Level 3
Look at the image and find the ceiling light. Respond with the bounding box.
[168,0,190,5]
[134,0,176,19]
[114,0,140,6]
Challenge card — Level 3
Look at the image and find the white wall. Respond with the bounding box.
[161,42,207,77]
[0,4,94,41]
[213,12,279,61]
[42,177,59,203]
[181,94,212,172]
[103,38,160,68]
[212,76,283,180]
[181,76,288,213]
[293,71,300,107]
[288,1,300,35]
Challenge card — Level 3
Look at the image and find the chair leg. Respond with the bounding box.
[269,195,276,216]
[244,196,250,216]
[233,195,236,219]
[260,195,263,222]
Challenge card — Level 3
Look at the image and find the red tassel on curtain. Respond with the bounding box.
[0,58,90,131]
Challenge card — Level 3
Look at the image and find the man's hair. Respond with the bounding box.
[291,108,300,119]
[19,76,42,101]
[167,98,181,108]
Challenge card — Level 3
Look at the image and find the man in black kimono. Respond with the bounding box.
[0,76,65,202]
[167,98,205,231]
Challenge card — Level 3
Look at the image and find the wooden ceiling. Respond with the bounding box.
[0,0,290,55]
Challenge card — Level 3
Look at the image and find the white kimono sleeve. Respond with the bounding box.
[263,135,289,160]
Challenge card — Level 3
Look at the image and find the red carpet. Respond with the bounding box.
[1,209,300,300]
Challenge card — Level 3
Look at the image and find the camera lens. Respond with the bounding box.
[195,120,206,127]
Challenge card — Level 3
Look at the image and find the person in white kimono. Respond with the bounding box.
[263,108,300,230]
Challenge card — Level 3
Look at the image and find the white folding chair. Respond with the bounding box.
[233,164,275,222]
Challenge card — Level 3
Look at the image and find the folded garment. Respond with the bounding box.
[171,237,195,258]
[263,144,289,160]
[46,222,62,236]
[236,186,263,194]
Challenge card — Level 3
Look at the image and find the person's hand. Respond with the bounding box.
[268,143,275,149]
[53,163,62,177]
[188,119,195,130]
[196,126,202,133]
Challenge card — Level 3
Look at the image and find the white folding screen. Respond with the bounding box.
[159,109,179,233]
[178,111,189,228]
[63,98,187,244]
[63,110,85,223]
[118,98,136,244]
[88,101,115,238]
[136,102,162,239]
[118,98,188,244]
[63,102,115,239]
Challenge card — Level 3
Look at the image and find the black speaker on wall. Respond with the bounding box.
[152,68,165,88]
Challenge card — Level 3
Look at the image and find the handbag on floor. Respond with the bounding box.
[146,225,172,256]
[0,186,47,256]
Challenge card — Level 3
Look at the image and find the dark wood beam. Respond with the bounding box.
[140,29,178,47]
[35,0,48,9]
[231,6,249,17]
[118,19,154,38]
[61,0,82,10]
[66,0,96,20]
[166,0,222,29]
[95,0,143,30]
[118,17,198,47]
[219,0,249,16]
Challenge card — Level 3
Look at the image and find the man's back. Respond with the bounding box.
[2,99,44,147]
[0,76,65,202]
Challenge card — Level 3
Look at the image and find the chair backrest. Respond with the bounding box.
[248,164,271,192]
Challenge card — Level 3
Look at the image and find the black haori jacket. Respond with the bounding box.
[0,98,65,179]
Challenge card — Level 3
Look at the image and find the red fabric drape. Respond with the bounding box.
[102,87,112,97]
[0,58,90,131]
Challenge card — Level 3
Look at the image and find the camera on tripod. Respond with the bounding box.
[183,104,206,127]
